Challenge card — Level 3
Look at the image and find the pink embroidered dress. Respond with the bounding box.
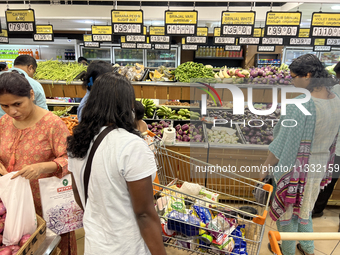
[0,112,77,255]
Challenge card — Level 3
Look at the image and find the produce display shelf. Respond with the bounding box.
[87,58,111,61]
[147,60,176,63]
[33,228,61,255]
[46,99,80,106]
[115,59,143,62]
[195,57,244,60]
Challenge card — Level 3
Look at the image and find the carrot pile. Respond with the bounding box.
[61,115,78,135]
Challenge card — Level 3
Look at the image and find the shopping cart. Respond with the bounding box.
[269,231,340,255]
[145,130,273,255]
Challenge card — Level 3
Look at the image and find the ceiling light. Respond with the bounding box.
[331,5,340,10]
[84,20,93,24]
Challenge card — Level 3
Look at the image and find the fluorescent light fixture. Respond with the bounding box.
[84,20,93,24]
[331,5,340,10]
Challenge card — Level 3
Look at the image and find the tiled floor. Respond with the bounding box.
[75,206,340,255]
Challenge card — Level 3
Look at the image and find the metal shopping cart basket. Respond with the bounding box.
[145,130,273,255]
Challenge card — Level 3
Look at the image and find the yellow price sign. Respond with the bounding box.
[312,13,340,27]
[299,28,310,38]
[253,28,262,37]
[165,11,198,24]
[197,27,208,36]
[0,30,9,37]
[214,27,221,37]
[36,25,53,34]
[111,10,143,23]
[266,12,301,26]
[92,26,112,35]
[146,37,150,44]
[121,36,126,43]
[182,38,186,44]
[83,34,92,42]
[149,26,165,36]
[143,26,147,35]
[222,12,255,25]
[6,9,35,22]
[314,38,325,46]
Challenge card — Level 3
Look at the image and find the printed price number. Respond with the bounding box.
[289,38,312,45]
[121,43,136,48]
[113,24,142,34]
[167,25,195,35]
[239,37,260,44]
[93,35,111,42]
[258,46,275,52]
[0,37,9,43]
[267,26,298,36]
[126,35,145,42]
[150,36,170,43]
[225,45,241,51]
[314,45,332,52]
[85,42,100,47]
[222,25,252,36]
[8,23,34,32]
[137,43,152,49]
[312,27,340,37]
[186,36,206,44]
[155,44,170,50]
[262,37,283,45]
[34,34,52,41]
[214,37,235,44]
[326,39,340,46]
[182,44,198,50]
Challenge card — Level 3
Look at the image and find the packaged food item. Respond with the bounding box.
[161,185,180,197]
[231,225,248,255]
[156,196,169,212]
[165,197,186,214]
[179,182,202,196]
[167,210,204,236]
[207,213,236,239]
[192,205,213,224]
[160,218,175,237]
[199,189,219,202]
[212,235,234,251]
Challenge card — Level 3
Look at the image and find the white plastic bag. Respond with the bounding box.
[0,172,37,246]
[39,174,83,235]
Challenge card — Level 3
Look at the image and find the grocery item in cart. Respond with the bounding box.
[167,210,203,236]
[165,197,186,214]
[192,205,213,224]
[231,225,248,255]
[179,182,202,196]
[207,213,237,239]
[199,189,220,202]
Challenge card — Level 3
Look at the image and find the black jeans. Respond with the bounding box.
[313,155,340,214]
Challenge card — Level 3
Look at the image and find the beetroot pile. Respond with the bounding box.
[0,201,31,255]
[248,66,292,85]
[175,123,204,142]
[147,120,171,138]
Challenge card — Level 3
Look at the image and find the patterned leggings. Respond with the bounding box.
[276,216,314,255]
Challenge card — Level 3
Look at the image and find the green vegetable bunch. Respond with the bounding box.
[52,107,72,117]
[173,62,215,83]
[34,60,87,84]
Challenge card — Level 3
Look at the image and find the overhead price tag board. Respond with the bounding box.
[314,45,332,51]
[289,38,312,46]
[137,37,152,49]
[154,44,170,50]
[0,30,9,44]
[239,37,260,45]
[299,28,310,38]
[165,10,198,35]
[314,38,325,45]
[121,42,137,49]
[6,9,36,34]
[91,25,112,42]
[182,42,198,50]
[197,27,208,36]
[213,27,235,45]
[258,45,276,52]
[185,36,207,44]
[143,26,147,35]
[83,34,100,48]
[33,25,54,41]
[265,12,301,37]
[225,45,241,51]
[150,35,170,44]
[253,28,263,37]
[311,12,340,37]
[125,35,146,43]
[111,10,143,35]
[261,37,284,45]
[149,26,165,36]
[221,11,255,36]
[326,38,340,46]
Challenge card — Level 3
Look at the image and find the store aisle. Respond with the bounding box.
[75,206,340,255]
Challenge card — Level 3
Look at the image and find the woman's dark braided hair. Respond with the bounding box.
[289,54,337,93]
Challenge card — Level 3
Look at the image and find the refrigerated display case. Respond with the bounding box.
[319,49,340,66]
[146,48,177,68]
[113,48,143,66]
[81,47,111,63]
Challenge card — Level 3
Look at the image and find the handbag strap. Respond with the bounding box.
[84,126,114,206]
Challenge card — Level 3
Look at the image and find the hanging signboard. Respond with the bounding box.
[213,27,235,45]
[6,9,36,34]
[225,45,241,52]
[258,45,276,52]
[33,25,54,41]
[265,12,301,37]
[121,42,137,49]
[197,27,208,36]
[289,38,312,46]
[154,44,170,50]
[0,30,9,44]
[125,35,146,43]
[314,45,332,52]
[149,26,165,36]
[165,10,198,35]
[314,38,325,46]
[298,28,310,38]
[239,37,260,45]
[111,10,143,35]
[182,44,198,51]
[143,26,147,35]
[261,37,284,45]
[311,12,340,37]
[150,35,170,44]
[83,34,100,48]
[185,26,208,44]
[137,37,152,49]
[326,38,340,46]
[253,28,263,37]
[91,25,112,42]
[221,11,255,36]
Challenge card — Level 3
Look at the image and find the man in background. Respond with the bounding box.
[0,55,48,118]
[0,62,8,72]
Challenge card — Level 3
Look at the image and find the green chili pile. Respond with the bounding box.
[173,62,215,83]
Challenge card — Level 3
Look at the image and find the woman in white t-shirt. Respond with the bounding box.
[67,73,166,255]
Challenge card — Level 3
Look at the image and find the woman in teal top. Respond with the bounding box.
[263,54,340,255]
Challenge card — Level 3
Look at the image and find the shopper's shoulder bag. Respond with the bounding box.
[84,126,115,206]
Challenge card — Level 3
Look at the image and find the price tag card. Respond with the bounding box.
[150,35,170,43]
[121,42,137,49]
[154,44,170,50]
[313,45,332,52]
[91,25,112,42]
[149,26,165,36]
[311,12,340,37]
[165,11,198,35]
[182,44,198,51]
[84,41,100,48]
[185,36,207,44]
[83,34,92,42]
[225,45,241,52]
[137,43,152,49]
[143,26,147,35]
[197,27,208,36]
[111,10,143,35]
[125,35,146,43]
[0,30,9,44]
[257,45,276,52]
[261,37,284,45]
[214,36,235,45]
[265,12,301,37]
[6,9,36,34]
[253,28,263,38]
[221,11,255,36]
[289,38,312,46]
[34,25,54,41]
[326,38,340,46]
[298,28,310,38]
[314,38,325,46]
[239,37,260,45]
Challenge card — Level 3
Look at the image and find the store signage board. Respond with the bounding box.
[239,37,260,45]
[265,12,301,37]
[221,11,255,36]
[326,38,340,46]
[84,42,100,48]
[0,30,9,44]
[258,45,276,52]
[213,27,235,45]
[197,27,208,36]
[150,35,170,43]
[33,25,54,41]
[91,25,112,42]
[165,11,198,35]
[154,44,170,50]
[253,28,263,37]
[137,41,152,49]
[6,9,36,34]
[182,44,198,51]
[261,37,284,45]
[313,45,332,52]
[125,35,146,43]
[225,45,241,51]
[298,28,310,38]
[289,38,312,46]
[311,12,340,37]
[121,42,137,49]
[111,10,143,35]
[185,36,207,44]
[314,38,325,46]
[149,26,165,36]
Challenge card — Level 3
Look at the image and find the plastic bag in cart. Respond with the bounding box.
[0,172,37,246]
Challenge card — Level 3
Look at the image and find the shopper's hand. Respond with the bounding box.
[11,163,43,180]
[0,163,8,176]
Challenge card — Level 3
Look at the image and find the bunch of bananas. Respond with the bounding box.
[178,109,200,120]
[141,99,157,118]
[157,106,200,120]
[156,106,174,118]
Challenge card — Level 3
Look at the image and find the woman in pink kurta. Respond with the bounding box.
[0,71,77,255]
